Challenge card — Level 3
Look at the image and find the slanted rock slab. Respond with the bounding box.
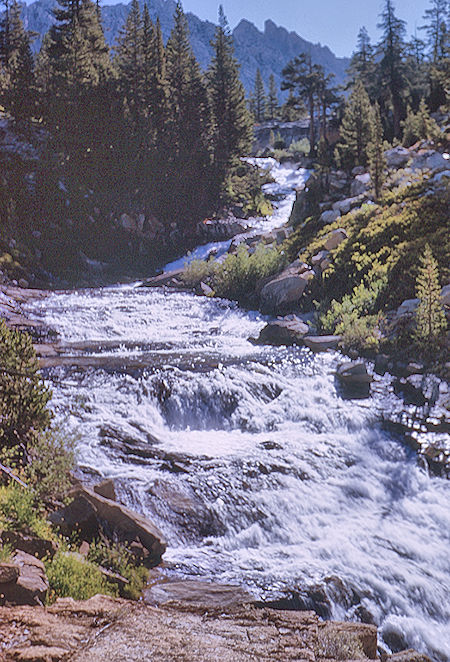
[1,551,49,606]
[254,319,309,346]
[144,579,254,609]
[304,335,341,352]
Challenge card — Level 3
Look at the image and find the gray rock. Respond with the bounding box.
[432,169,450,183]
[260,268,313,312]
[320,209,341,225]
[93,478,116,502]
[336,362,373,384]
[142,269,185,288]
[0,531,57,560]
[0,563,19,584]
[410,150,448,173]
[397,298,419,316]
[254,318,309,346]
[351,166,365,176]
[303,335,341,352]
[311,249,329,265]
[332,198,352,214]
[384,146,411,169]
[199,282,214,297]
[329,170,348,192]
[441,283,450,307]
[1,551,49,605]
[324,228,347,251]
[351,173,371,196]
[144,579,254,609]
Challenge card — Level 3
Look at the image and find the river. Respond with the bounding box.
[25,159,450,661]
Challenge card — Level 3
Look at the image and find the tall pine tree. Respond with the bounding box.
[336,80,372,170]
[207,5,252,201]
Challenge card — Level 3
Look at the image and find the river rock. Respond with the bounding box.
[93,478,116,501]
[351,173,371,196]
[1,551,49,606]
[144,579,254,609]
[304,335,341,352]
[384,146,411,169]
[49,495,99,539]
[254,318,309,346]
[320,209,341,225]
[385,651,433,662]
[324,228,347,251]
[72,485,167,564]
[260,268,313,313]
[142,269,184,288]
[336,362,373,384]
[0,530,57,560]
[319,621,378,660]
[0,563,19,584]
[311,249,329,266]
[332,197,361,214]
[329,170,348,192]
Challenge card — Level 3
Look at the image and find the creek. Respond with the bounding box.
[25,159,450,661]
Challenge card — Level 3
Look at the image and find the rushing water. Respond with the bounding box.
[25,160,450,661]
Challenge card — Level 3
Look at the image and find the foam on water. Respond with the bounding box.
[24,160,450,662]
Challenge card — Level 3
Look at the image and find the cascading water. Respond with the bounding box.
[25,160,450,661]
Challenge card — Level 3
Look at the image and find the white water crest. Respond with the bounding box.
[25,161,450,662]
[164,157,309,271]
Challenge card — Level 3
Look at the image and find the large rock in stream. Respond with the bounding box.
[259,266,314,313]
[253,318,309,345]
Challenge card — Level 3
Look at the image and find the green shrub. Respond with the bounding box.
[0,320,52,463]
[25,429,75,503]
[214,244,286,301]
[88,536,149,600]
[46,551,116,603]
[182,258,217,288]
[0,543,12,562]
[0,484,53,539]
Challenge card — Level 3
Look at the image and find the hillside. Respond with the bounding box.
[20,0,350,91]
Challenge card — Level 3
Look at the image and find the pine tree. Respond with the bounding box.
[367,103,386,199]
[402,98,440,146]
[1,0,34,123]
[253,68,266,122]
[282,54,319,154]
[266,73,279,119]
[414,244,447,343]
[207,5,252,199]
[347,26,377,98]
[376,0,408,139]
[420,0,449,109]
[337,80,372,170]
[0,0,11,68]
[114,0,143,123]
[166,1,212,221]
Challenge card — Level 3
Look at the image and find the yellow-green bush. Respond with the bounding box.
[88,537,149,600]
[45,551,116,603]
[0,484,53,539]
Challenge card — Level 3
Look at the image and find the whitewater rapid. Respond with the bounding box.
[25,160,450,661]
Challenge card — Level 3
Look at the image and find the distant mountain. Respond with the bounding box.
[21,0,349,93]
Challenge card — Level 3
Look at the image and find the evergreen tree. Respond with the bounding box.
[1,0,34,123]
[114,0,143,123]
[266,73,279,119]
[253,68,266,122]
[282,54,319,154]
[207,5,252,199]
[347,26,377,98]
[166,1,212,221]
[402,98,440,146]
[367,103,386,200]
[0,0,11,68]
[376,0,408,138]
[420,0,449,109]
[315,66,338,142]
[336,80,372,170]
[414,244,447,343]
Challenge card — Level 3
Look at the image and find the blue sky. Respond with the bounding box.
[179,0,431,58]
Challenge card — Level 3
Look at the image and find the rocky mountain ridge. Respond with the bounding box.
[20,0,349,92]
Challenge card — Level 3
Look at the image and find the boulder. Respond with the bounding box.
[1,551,49,605]
[303,335,341,352]
[385,651,433,662]
[260,268,313,313]
[352,166,365,176]
[0,563,19,584]
[0,531,57,560]
[49,495,99,540]
[397,298,419,316]
[324,228,348,251]
[441,283,450,307]
[311,249,329,266]
[144,579,254,609]
[351,173,371,196]
[432,169,450,183]
[329,170,348,192]
[71,485,166,564]
[332,198,353,214]
[384,146,411,169]
[319,621,378,659]
[410,150,448,173]
[320,209,341,225]
[254,319,309,346]
[93,479,116,502]
[199,282,214,297]
[336,362,373,384]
